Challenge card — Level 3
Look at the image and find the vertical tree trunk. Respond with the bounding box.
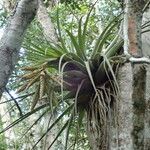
[110,0,150,150]
[141,5,150,149]
[37,0,58,44]
[110,63,134,149]
[144,66,150,149]
[124,0,147,148]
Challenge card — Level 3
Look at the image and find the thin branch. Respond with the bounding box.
[129,57,150,63]
[142,20,150,29]
[5,88,23,116]
[143,0,150,12]
[0,92,34,104]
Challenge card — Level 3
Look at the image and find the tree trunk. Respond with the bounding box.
[110,62,150,150]
[0,0,38,99]
[37,0,58,44]
[109,0,150,149]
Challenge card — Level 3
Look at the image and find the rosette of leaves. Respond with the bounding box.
[1,9,123,150]
[55,9,123,107]
[53,11,123,149]
[24,9,123,149]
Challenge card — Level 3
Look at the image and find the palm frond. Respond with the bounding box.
[0,104,48,134]
[32,104,74,149]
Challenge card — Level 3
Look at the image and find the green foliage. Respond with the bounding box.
[0,1,124,149]
[0,117,7,150]
[18,8,122,149]
[96,0,121,25]
[60,0,81,9]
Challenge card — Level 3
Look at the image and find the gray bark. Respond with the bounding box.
[3,0,15,13]
[142,7,150,56]
[37,0,58,44]
[144,66,150,149]
[0,0,38,99]
[110,63,134,149]
[142,8,150,149]
[110,63,150,150]
[109,1,150,149]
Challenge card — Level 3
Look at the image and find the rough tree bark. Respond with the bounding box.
[124,1,146,149]
[3,0,15,13]
[37,0,58,44]
[110,0,150,150]
[0,0,38,99]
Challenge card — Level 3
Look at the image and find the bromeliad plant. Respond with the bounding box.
[23,9,123,148]
[1,8,123,149]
